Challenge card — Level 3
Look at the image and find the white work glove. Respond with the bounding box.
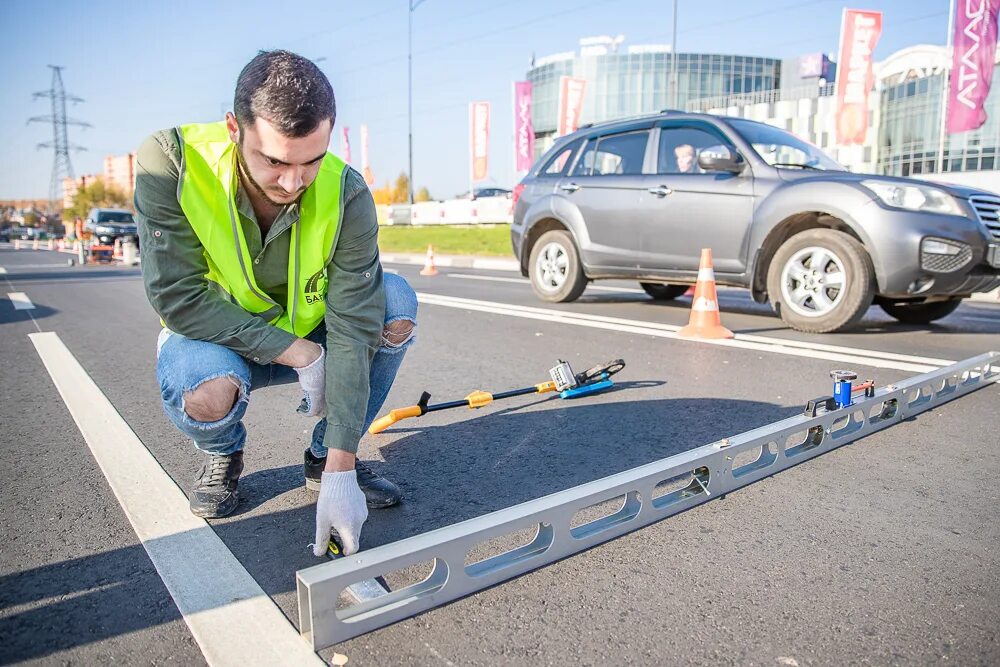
[295,348,326,417]
[313,470,369,557]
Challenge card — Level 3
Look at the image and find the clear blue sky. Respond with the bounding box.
[1,0,948,200]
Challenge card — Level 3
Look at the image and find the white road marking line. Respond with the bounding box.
[8,292,35,310]
[432,280,957,366]
[0,266,6,274]
[28,331,324,667]
[416,292,947,373]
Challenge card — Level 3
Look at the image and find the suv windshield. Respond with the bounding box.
[96,211,135,224]
[729,119,845,171]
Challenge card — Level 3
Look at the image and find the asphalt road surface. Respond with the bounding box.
[1,243,998,666]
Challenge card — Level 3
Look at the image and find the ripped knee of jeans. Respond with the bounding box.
[182,373,246,425]
[381,317,416,352]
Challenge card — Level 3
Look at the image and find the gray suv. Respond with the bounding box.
[510,112,1000,333]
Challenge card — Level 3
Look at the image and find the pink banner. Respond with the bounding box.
[835,9,882,145]
[513,81,535,172]
[340,126,351,164]
[360,124,374,186]
[470,101,490,183]
[557,76,587,137]
[948,0,1000,133]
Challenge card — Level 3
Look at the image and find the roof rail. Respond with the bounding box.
[658,108,686,114]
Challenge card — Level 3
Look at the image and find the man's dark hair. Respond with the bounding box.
[234,50,335,137]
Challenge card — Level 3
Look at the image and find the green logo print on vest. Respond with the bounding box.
[304,268,328,306]
[176,121,347,336]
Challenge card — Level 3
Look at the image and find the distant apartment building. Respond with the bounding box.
[62,151,137,210]
[103,152,138,194]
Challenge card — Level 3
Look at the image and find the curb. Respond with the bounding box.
[380,252,520,272]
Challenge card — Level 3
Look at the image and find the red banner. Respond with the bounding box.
[470,101,490,183]
[513,81,535,172]
[948,0,1000,133]
[557,76,587,137]
[341,126,351,165]
[835,9,882,145]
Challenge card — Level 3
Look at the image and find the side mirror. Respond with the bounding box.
[698,145,744,174]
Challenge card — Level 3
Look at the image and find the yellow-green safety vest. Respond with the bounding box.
[176,121,346,337]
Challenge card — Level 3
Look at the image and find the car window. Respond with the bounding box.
[570,138,598,176]
[539,139,582,177]
[657,127,730,174]
[572,131,649,176]
[96,211,135,223]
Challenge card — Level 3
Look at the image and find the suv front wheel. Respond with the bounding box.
[528,229,588,302]
[766,228,875,333]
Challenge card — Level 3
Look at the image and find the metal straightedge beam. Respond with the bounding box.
[297,352,999,649]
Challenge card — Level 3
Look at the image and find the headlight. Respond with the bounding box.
[861,180,962,215]
[95,225,115,234]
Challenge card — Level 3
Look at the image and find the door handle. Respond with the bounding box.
[647,186,673,197]
[560,183,581,193]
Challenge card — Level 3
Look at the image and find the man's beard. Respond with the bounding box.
[235,145,301,207]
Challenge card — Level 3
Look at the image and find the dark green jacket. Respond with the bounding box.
[135,129,385,454]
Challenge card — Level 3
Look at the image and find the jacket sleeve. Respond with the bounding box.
[321,169,386,454]
[134,130,298,364]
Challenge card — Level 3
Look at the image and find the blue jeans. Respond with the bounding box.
[156,272,417,458]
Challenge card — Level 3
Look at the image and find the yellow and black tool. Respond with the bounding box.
[368,358,625,434]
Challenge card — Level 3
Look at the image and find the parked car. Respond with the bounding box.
[0,226,10,243]
[511,112,1000,333]
[457,187,512,200]
[85,208,139,247]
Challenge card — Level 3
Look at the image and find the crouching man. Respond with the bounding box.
[136,50,415,555]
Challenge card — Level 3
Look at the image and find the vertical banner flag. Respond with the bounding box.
[947,0,1000,133]
[513,81,535,172]
[360,124,374,186]
[340,126,352,164]
[835,9,883,145]
[470,101,491,183]
[557,76,588,137]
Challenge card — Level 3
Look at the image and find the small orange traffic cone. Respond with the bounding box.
[419,244,438,276]
[677,248,734,340]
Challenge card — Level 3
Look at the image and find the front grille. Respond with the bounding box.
[970,195,1000,241]
[921,245,973,272]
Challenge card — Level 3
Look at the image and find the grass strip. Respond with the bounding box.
[378,224,512,256]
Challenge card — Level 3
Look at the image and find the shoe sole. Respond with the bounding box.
[304,478,322,492]
[189,493,240,519]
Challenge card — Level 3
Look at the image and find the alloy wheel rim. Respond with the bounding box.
[780,246,847,318]
[535,242,569,292]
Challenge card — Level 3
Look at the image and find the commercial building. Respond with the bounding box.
[527,38,781,156]
[527,38,1000,189]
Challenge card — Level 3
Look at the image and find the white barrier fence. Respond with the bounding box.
[380,196,513,226]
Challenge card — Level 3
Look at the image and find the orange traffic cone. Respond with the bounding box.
[677,248,734,340]
[419,244,438,276]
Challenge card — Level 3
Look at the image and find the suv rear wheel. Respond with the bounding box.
[767,228,874,333]
[878,297,963,324]
[528,230,588,302]
[640,283,689,300]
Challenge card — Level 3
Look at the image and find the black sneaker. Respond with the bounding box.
[303,449,403,509]
[189,450,243,518]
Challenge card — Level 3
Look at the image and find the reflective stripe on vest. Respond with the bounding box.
[176,121,346,337]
